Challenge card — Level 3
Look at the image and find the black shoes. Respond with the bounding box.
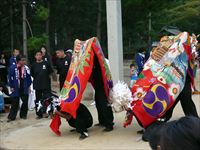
[7,119,15,122]
[103,127,113,132]
[36,116,42,119]
[94,123,104,127]
[137,129,144,134]
[70,129,76,132]
[95,123,114,132]
[7,117,27,122]
[79,132,88,140]
[20,116,27,120]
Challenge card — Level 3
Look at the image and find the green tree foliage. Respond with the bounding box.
[122,0,200,56]
[35,5,49,21]
[164,0,200,33]
[26,2,49,53]
[27,34,48,51]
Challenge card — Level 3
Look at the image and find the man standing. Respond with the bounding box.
[9,49,20,67]
[7,55,32,122]
[31,51,53,119]
[55,49,71,90]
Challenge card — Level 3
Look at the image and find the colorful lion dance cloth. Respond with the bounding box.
[59,37,112,118]
[50,37,113,135]
[112,32,198,128]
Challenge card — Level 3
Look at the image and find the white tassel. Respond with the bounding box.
[110,81,133,112]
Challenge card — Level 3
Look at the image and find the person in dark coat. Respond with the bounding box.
[9,49,20,67]
[135,49,145,75]
[55,49,71,90]
[40,45,51,64]
[7,55,32,122]
[31,51,53,119]
[0,52,8,84]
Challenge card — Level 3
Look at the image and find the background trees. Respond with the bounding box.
[0,0,199,59]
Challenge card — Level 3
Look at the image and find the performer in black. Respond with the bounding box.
[91,56,114,132]
[55,49,71,90]
[56,103,93,140]
[31,51,53,119]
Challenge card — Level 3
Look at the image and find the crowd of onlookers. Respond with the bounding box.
[0,46,72,120]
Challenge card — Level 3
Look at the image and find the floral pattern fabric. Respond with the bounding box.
[130,32,193,128]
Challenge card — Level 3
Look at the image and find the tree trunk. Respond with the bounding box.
[10,0,14,51]
[46,0,50,53]
[148,12,151,52]
[96,0,102,41]
[22,0,28,61]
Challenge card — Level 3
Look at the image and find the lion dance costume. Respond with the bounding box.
[112,32,198,128]
[50,37,113,135]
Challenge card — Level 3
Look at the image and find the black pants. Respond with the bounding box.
[95,88,114,128]
[8,95,28,120]
[68,115,93,134]
[163,75,199,122]
[35,89,51,117]
[59,78,65,91]
[91,56,114,129]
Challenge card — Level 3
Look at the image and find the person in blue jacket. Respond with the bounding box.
[7,55,32,122]
[9,49,20,67]
[135,48,146,75]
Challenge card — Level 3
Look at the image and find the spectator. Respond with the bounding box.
[31,51,53,119]
[65,49,73,59]
[7,55,32,122]
[40,45,51,63]
[135,48,145,75]
[0,52,8,84]
[40,45,57,81]
[9,49,20,67]
[129,63,138,88]
[55,49,72,91]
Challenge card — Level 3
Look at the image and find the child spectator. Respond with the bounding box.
[129,64,138,88]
